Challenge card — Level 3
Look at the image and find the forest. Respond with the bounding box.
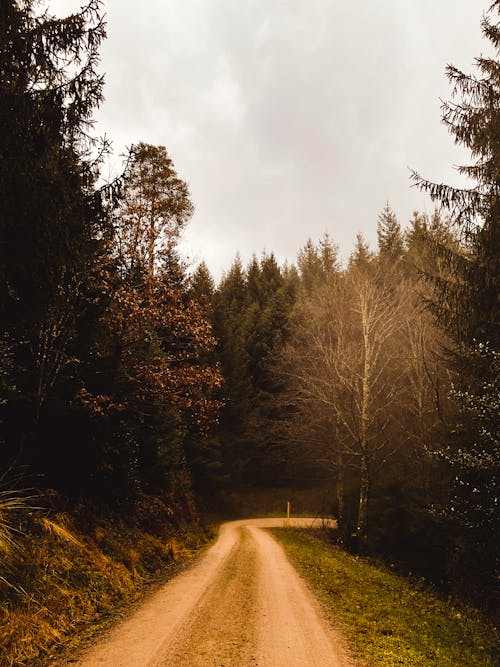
[0,0,498,652]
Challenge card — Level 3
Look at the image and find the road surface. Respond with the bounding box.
[74,517,353,667]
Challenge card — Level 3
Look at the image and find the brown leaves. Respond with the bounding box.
[74,388,126,418]
[89,143,223,436]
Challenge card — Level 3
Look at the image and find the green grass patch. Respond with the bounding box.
[271,528,498,667]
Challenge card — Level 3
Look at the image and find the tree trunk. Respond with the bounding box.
[357,454,369,542]
[336,450,344,529]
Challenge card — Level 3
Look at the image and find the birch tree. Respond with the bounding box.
[281,267,407,542]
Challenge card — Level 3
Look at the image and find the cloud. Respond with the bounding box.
[49,0,488,278]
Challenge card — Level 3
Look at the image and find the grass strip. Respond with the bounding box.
[271,528,498,667]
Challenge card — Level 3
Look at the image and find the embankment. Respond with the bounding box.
[0,492,212,667]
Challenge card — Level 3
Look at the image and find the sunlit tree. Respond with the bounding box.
[280,266,408,544]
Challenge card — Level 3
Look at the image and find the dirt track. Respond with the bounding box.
[74,517,353,667]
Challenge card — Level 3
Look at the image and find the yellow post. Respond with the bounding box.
[286,500,290,527]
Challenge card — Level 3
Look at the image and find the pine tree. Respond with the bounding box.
[76,144,222,497]
[297,239,322,293]
[298,234,339,292]
[211,257,254,482]
[411,4,499,345]
[348,233,374,269]
[258,253,283,303]
[211,252,298,486]
[189,262,215,312]
[0,0,109,478]
[319,232,340,278]
[246,254,262,304]
[377,201,404,261]
[411,1,499,604]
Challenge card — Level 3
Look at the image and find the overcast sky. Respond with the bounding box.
[50,1,489,278]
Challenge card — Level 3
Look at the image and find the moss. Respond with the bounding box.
[271,528,498,667]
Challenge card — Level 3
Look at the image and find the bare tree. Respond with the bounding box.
[279,266,408,542]
[397,286,453,496]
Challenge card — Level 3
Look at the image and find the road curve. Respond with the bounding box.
[74,517,353,667]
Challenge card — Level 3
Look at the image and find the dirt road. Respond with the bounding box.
[74,518,353,667]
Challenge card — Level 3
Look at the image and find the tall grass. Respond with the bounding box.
[0,493,211,667]
[0,488,29,558]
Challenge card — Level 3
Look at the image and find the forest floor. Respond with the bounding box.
[68,518,354,667]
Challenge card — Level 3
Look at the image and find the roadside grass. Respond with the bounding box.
[271,528,498,667]
[0,502,213,667]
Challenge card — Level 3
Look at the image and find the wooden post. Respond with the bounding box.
[286,500,291,527]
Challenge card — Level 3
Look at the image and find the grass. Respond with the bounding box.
[0,486,36,559]
[271,528,498,667]
[0,499,213,667]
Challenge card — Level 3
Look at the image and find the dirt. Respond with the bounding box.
[72,517,354,667]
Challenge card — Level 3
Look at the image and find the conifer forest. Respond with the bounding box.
[0,2,498,663]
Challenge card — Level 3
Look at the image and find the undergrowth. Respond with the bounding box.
[0,492,212,667]
[209,484,335,519]
[271,527,498,667]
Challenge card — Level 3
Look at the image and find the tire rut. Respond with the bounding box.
[152,527,259,666]
[72,518,353,667]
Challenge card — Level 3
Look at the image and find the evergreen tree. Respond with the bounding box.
[348,232,374,269]
[88,144,222,497]
[210,252,298,486]
[319,232,340,278]
[377,202,404,261]
[297,239,323,293]
[246,254,262,304]
[298,233,339,292]
[189,262,215,312]
[411,1,499,605]
[258,253,283,303]
[0,0,109,479]
[211,257,253,482]
[405,210,459,282]
[411,4,499,345]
